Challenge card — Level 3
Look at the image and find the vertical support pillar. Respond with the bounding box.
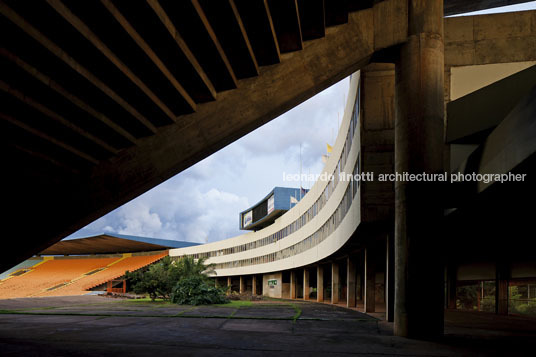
[239,276,245,294]
[317,265,324,302]
[394,0,445,338]
[252,275,257,295]
[364,247,376,313]
[332,262,339,304]
[290,270,297,299]
[447,263,457,309]
[496,262,509,315]
[347,257,356,308]
[303,269,310,300]
[227,276,232,295]
[386,234,395,321]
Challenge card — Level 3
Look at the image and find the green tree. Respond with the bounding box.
[126,256,179,301]
[173,256,215,281]
[126,255,227,304]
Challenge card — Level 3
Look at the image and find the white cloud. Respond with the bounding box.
[68,76,350,243]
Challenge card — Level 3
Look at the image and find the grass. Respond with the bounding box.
[214,300,253,308]
[290,303,302,322]
[122,297,168,303]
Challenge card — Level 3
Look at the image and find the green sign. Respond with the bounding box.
[268,279,277,286]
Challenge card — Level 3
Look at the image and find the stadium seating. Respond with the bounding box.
[0,251,167,298]
[39,252,168,297]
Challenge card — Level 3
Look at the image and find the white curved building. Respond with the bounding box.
[170,71,388,308]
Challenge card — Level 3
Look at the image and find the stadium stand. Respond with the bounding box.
[38,252,168,297]
[0,234,193,299]
[0,258,43,281]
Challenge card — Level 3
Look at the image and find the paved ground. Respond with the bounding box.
[0,296,534,356]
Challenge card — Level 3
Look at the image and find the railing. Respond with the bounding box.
[107,280,126,294]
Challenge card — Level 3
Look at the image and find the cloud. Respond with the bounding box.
[71,173,249,243]
[68,76,350,243]
[116,201,162,237]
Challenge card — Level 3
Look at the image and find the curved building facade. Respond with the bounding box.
[170,72,370,301]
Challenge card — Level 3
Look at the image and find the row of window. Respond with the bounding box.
[186,79,361,260]
[213,161,359,270]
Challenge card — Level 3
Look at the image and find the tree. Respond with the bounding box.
[126,255,227,304]
[126,256,180,301]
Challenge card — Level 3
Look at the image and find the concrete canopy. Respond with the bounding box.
[38,233,198,255]
[0,0,534,272]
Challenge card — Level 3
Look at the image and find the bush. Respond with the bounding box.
[171,276,228,305]
[126,256,225,304]
[125,256,178,301]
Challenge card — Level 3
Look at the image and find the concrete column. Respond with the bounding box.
[394,0,445,338]
[364,248,376,313]
[239,276,245,294]
[303,269,310,300]
[331,262,339,304]
[447,263,457,309]
[290,270,297,299]
[252,275,257,295]
[227,276,232,295]
[347,257,356,308]
[386,234,395,321]
[496,262,509,315]
[317,265,324,302]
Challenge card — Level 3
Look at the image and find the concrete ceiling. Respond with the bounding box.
[0,0,533,271]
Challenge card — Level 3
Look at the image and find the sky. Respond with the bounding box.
[68,78,350,243]
[67,1,536,244]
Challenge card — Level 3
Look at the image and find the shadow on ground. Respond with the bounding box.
[0,296,534,356]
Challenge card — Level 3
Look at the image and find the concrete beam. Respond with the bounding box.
[386,234,395,322]
[303,268,310,300]
[364,248,376,313]
[447,263,457,309]
[394,0,445,338]
[317,265,324,302]
[239,276,246,294]
[445,10,536,68]
[444,0,535,17]
[290,270,297,299]
[252,275,257,295]
[496,262,510,315]
[347,257,356,308]
[331,262,339,304]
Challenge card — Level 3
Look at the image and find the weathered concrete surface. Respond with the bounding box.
[445,10,536,68]
[443,10,536,102]
[0,296,535,356]
[394,0,445,338]
[361,63,395,223]
[3,0,412,274]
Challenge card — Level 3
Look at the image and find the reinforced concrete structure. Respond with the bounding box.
[1,0,536,339]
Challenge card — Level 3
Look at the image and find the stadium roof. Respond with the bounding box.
[38,233,199,256]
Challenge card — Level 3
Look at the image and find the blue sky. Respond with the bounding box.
[68,1,536,243]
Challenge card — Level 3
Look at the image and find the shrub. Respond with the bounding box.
[125,256,177,301]
[171,276,228,305]
[126,256,222,303]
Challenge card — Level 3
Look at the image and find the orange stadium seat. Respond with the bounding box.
[0,251,167,298]
[41,252,168,296]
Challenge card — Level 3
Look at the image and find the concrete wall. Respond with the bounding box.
[262,272,282,298]
[444,10,536,102]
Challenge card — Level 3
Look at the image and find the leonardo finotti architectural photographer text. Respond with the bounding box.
[283,172,527,184]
